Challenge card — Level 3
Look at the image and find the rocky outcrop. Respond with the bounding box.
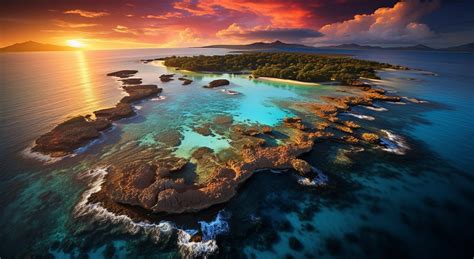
[119,78,142,85]
[107,70,138,78]
[231,124,272,136]
[32,116,111,157]
[213,115,233,125]
[94,103,135,121]
[361,133,380,143]
[120,85,162,103]
[160,74,174,82]
[155,130,183,147]
[102,159,188,209]
[33,72,163,157]
[204,79,230,88]
[290,159,312,177]
[283,117,306,130]
[178,77,193,85]
[194,125,213,136]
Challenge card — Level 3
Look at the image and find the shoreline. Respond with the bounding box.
[255,76,322,86]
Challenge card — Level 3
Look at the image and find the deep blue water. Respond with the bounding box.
[0,48,473,258]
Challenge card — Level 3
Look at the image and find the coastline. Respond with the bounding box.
[255,76,322,86]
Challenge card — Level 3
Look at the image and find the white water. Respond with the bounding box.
[379,130,410,155]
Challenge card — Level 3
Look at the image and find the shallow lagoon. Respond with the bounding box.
[0,48,473,258]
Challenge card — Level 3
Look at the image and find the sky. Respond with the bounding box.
[0,0,473,49]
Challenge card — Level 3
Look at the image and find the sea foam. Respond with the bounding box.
[296,166,329,187]
[341,112,375,121]
[152,96,167,101]
[74,167,173,242]
[362,105,388,112]
[379,130,410,155]
[177,211,230,257]
[74,167,229,257]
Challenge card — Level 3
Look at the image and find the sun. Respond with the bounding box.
[66,39,84,48]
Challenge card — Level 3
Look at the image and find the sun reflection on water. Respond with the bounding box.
[75,50,99,111]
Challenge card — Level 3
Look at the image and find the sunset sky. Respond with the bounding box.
[1,0,473,49]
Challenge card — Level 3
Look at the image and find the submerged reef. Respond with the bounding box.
[32,55,419,217]
[89,74,411,215]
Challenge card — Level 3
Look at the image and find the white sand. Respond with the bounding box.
[256,77,321,86]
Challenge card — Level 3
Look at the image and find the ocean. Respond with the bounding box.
[0,48,472,258]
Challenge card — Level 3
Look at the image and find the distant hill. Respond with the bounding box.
[323,43,473,52]
[441,43,474,52]
[201,40,317,50]
[201,40,474,52]
[0,41,76,52]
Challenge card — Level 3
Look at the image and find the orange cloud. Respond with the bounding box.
[113,25,139,35]
[64,9,110,18]
[146,12,184,20]
[318,0,440,44]
[173,0,311,27]
[52,19,98,28]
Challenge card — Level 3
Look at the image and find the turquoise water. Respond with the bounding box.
[0,48,473,258]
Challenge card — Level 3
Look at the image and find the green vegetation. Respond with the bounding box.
[163,52,400,84]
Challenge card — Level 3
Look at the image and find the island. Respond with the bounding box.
[163,52,406,85]
[32,52,417,219]
[0,41,76,52]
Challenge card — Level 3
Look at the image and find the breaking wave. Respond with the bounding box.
[341,112,375,121]
[387,101,406,105]
[21,147,63,164]
[402,96,428,104]
[152,96,167,101]
[296,166,329,187]
[74,167,173,243]
[74,167,230,257]
[362,105,388,112]
[221,89,240,95]
[178,211,230,258]
[379,130,410,155]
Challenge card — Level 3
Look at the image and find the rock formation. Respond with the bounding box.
[204,79,230,88]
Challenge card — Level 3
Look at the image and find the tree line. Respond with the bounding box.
[163,52,399,84]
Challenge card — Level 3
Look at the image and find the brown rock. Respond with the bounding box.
[178,77,193,85]
[343,135,359,144]
[204,79,230,88]
[191,147,214,160]
[94,103,135,121]
[155,130,183,147]
[361,133,380,143]
[32,116,111,156]
[283,117,306,130]
[213,115,233,125]
[159,74,174,82]
[107,70,138,78]
[120,85,162,103]
[291,159,312,176]
[119,78,142,85]
[194,125,212,136]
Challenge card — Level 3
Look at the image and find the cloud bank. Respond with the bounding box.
[317,0,441,44]
[217,24,323,42]
[64,9,110,18]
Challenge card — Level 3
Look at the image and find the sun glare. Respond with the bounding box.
[66,39,84,48]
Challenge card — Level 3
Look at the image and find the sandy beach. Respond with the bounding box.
[255,76,322,86]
